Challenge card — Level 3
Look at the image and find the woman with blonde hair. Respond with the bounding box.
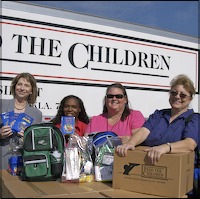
[116,74,198,164]
[0,72,42,169]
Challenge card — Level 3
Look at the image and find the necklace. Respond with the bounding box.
[107,114,122,132]
[15,104,26,110]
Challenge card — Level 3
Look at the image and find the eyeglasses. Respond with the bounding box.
[106,94,124,99]
[169,90,191,99]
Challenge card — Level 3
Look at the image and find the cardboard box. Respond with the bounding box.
[100,189,188,198]
[1,169,20,182]
[78,181,112,191]
[0,169,112,198]
[112,147,194,198]
[38,191,107,198]
[0,169,20,198]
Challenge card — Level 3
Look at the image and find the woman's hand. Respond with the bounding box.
[118,135,131,144]
[17,129,24,138]
[116,143,135,157]
[0,125,13,139]
[143,144,169,165]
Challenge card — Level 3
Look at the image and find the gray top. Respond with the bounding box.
[0,98,43,170]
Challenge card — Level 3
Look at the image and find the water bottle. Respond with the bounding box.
[52,148,61,163]
[50,147,62,177]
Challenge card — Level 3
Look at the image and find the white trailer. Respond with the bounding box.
[1,1,199,121]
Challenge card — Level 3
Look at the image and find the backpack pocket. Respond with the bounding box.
[23,154,49,178]
[24,127,58,151]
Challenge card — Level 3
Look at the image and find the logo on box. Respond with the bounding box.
[141,165,167,180]
[123,163,140,175]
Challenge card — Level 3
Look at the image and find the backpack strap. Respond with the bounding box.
[184,113,194,126]
[161,109,170,115]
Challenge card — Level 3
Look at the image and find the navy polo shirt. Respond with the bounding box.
[142,108,198,147]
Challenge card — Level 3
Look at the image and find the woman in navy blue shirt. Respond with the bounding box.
[116,74,198,165]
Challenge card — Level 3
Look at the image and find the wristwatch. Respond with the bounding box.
[166,142,171,153]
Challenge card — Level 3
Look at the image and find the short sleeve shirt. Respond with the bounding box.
[142,108,198,147]
[85,110,145,136]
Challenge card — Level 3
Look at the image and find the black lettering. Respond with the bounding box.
[37,87,43,97]
[0,35,2,48]
[160,55,170,70]
[89,45,95,61]
[30,37,45,55]
[68,43,88,68]
[55,103,60,109]
[34,102,51,109]
[43,103,50,109]
[125,50,136,66]
[105,47,110,63]
[0,85,2,95]
[97,46,103,62]
[138,52,148,68]
[68,43,171,72]
[150,54,160,69]
[89,45,103,63]
[12,34,28,53]
[0,85,12,95]
[49,39,62,57]
[113,48,123,65]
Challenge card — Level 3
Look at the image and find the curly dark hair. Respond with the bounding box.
[103,83,131,121]
[51,95,89,125]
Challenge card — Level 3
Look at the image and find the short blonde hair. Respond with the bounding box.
[170,74,196,98]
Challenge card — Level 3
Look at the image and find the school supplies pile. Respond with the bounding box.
[89,131,122,182]
[61,134,94,183]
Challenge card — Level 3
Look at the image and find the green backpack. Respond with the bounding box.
[20,122,65,181]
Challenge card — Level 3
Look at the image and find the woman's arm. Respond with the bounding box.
[143,138,197,165]
[119,128,141,144]
[116,127,150,156]
[166,138,197,153]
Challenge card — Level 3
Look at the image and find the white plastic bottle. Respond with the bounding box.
[51,148,61,163]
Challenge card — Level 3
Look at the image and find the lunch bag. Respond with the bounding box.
[92,131,118,147]
[88,131,119,164]
[20,122,65,181]
[89,131,121,182]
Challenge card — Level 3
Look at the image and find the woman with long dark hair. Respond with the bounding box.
[85,83,145,144]
[51,95,89,138]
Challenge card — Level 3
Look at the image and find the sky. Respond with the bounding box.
[25,1,199,38]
